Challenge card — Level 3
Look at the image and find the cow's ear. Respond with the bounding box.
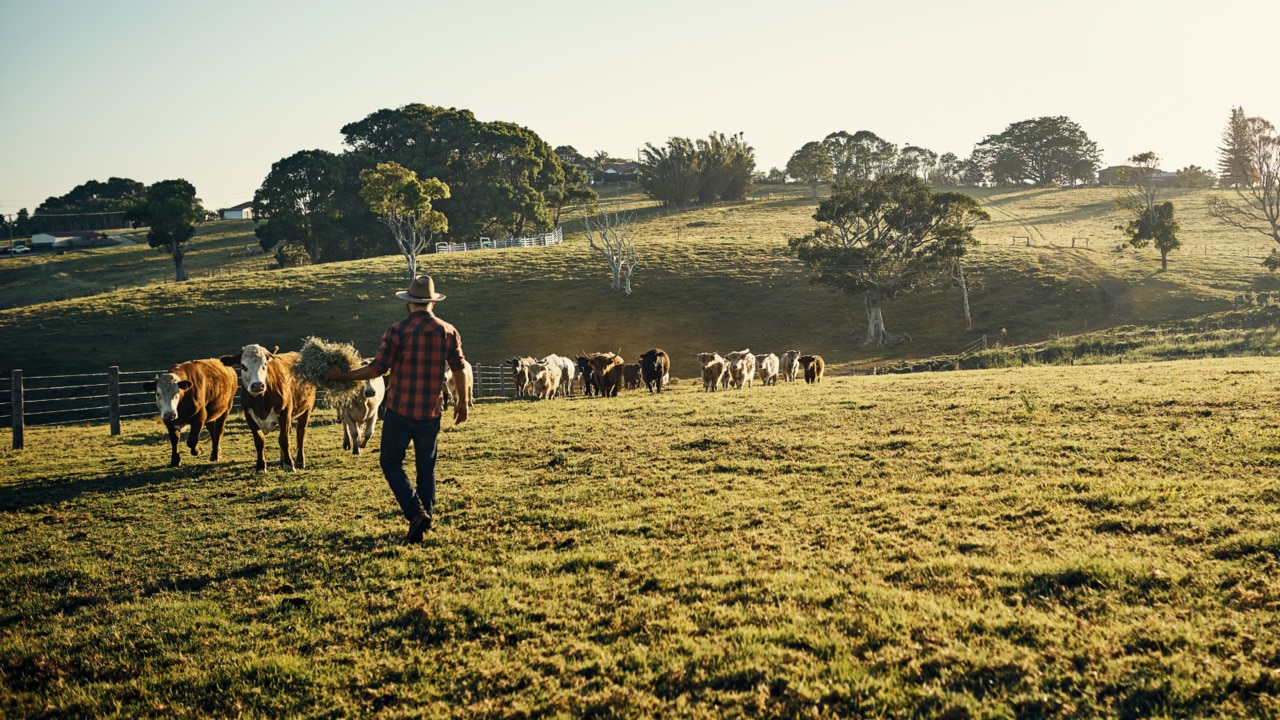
[219,355,240,368]
[177,380,192,390]
[142,381,157,392]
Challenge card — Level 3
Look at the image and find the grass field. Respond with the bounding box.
[3,359,1280,717]
[4,185,1280,717]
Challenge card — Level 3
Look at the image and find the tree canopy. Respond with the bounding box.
[786,141,833,198]
[788,174,989,345]
[341,104,592,242]
[971,116,1101,186]
[1208,108,1280,246]
[126,179,204,282]
[359,162,450,279]
[638,133,756,208]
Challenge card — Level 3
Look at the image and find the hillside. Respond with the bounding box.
[0,186,1274,379]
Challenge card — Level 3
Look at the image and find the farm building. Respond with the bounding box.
[30,231,110,250]
[220,202,254,220]
[1097,165,1178,187]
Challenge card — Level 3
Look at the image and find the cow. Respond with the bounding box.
[622,362,643,390]
[442,358,474,410]
[542,354,576,397]
[530,358,563,399]
[142,358,239,468]
[220,344,317,472]
[755,353,780,386]
[587,352,626,397]
[799,354,825,384]
[576,355,598,396]
[725,349,757,390]
[780,350,801,382]
[639,348,671,393]
[507,356,536,397]
[337,360,385,456]
[695,352,728,392]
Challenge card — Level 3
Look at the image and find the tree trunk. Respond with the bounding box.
[863,295,887,345]
[957,262,973,330]
[1160,250,1168,271]
[172,238,189,282]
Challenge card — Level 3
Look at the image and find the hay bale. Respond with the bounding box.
[295,336,366,407]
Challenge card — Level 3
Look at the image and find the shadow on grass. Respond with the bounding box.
[0,463,232,513]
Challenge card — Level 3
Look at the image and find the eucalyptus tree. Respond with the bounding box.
[823,130,898,181]
[581,205,638,296]
[788,174,989,345]
[1115,152,1180,271]
[359,162,450,279]
[126,179,204,282]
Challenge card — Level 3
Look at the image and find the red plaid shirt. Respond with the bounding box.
[367,310,466,420]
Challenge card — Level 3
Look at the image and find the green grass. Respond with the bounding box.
[3,359,1280,716]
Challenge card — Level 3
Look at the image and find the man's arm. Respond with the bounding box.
[327,363,381,382]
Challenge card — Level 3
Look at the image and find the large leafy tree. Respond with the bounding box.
[359,162,450,279]
[341,104,592,244]
[786,141,833,198]
[638,137,700,209]
[823,130,898,182]
[30,177,145,232]
[639,133,756,208]
[252,149,349,264]
[973,116,1101,186]
[788,174,989,345]
[1208,108,1280,247]
[126,179,204,282]
[1115,152,1181,270]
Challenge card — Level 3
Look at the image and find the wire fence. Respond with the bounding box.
[3,363,526,449]
[435,227,563,254]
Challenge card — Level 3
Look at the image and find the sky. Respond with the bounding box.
[1,0,1277,217]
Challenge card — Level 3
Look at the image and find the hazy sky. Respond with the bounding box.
[2,0,1276,217]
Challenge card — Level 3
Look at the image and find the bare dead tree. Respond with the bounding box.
[581,206,638,296]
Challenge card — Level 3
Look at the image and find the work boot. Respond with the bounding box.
[406,512,433,544]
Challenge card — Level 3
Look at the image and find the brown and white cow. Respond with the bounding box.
[639,348,670,393]
[143,358,239,468]
[221,344,317,472]
[799,354,825,384]
[695,352,728,392]
[338,359,385,455]
[587,352,626,397]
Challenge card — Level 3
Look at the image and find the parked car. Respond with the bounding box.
[12,245,29,254]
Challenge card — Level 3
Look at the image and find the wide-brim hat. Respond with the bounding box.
[395,275,446,303]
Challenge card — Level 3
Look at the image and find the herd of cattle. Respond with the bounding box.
[141,343,823,472]
[508,349,825,399]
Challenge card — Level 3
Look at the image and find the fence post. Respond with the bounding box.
[107,365,121,436]
[11,370,23,450]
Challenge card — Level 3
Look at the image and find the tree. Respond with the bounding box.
[359,162,450,279]
[823,130,897,182]
[973,116,1101,186]
[341,104,592,243]
[1208,109,1280,247]
[126,179,204,282]
[31,177,145,232]
[788,173,989,345]
[1115,152,1180,271]
[638,137,700,208]
[252,149,347,264]
[929,152,960,186]
[1217,106,1254,188]
[895,145,938,179]
[581,205,638,296]
[786,141,833,198]
[694,132,755,203]
[1175,165,1216,189]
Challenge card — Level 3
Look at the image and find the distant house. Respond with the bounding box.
[31,231,108,250]
[220,202,255,220]
[601,162,640,183]
[1098,166,1178,187]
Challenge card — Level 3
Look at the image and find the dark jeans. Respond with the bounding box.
[379,409,441,521]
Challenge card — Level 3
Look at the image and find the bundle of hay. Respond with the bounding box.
[294,336,367,407]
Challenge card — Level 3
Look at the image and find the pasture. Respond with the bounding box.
[3,359,1280,717]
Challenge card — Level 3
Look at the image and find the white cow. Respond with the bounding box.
[780,350,802,383]
[530,359,563,400]
[338,360,385,455]
[443,359,474,410]
[755,353,780,386]
[542,354,577,397]
[696,352,728,392]
[725,349,757,390]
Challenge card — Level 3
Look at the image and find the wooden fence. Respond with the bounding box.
[435,226,563,254]
[3,363,523,449]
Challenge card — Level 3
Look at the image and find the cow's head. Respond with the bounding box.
[588,352,621,375]
[221,343,275,397]
[143,372,191,422]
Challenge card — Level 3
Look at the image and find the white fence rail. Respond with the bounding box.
[435,226,563,254]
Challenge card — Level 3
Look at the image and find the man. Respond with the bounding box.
[327,275,468,544]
